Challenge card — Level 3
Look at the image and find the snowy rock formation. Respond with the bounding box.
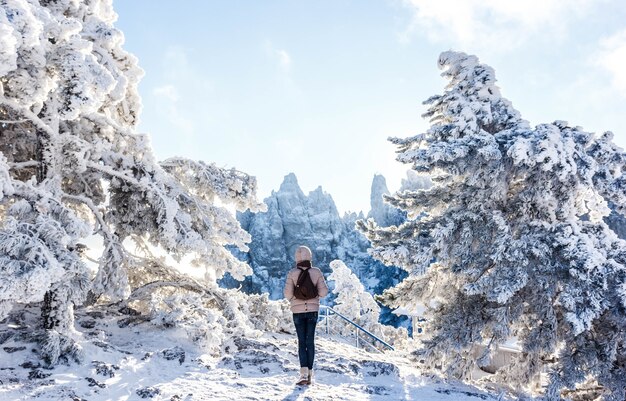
[222,173,416,326]
[367,175,406,228]
[228,173,343,299]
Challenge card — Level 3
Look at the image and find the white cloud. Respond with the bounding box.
[153,84,179,102]
[152,84,194,136]
[162,46,191,80]
[401,0,599,52]
[596,29,626,97]
[275,49,292,70]
[148,46,216,143]
[264,41,292,71]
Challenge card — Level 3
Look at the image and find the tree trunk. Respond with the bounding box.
[41,290,58,330]
[36,129,63,332]
[41,285,74,334]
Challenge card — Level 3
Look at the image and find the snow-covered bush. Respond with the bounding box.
[39,327,85,366]
[133,282,292,355]
[0,0,263,364]
[358,51,626,399]
[218,288,292,336]
[149,292,228,356]
[243,292,293,334]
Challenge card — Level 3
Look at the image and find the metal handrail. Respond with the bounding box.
[323,320,384,354]
[318,305,394,351]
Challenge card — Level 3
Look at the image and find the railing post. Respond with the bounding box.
[355,327,359,348]
[325,307,329,335]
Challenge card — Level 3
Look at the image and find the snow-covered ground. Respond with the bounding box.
[0,307,505,401]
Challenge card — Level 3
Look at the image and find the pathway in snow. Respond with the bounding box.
[0,308,503,401]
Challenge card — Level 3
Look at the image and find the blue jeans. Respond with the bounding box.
[293,312,318,369]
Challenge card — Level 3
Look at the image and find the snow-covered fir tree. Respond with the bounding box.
[0,0,263,365]
[358,51,626,399]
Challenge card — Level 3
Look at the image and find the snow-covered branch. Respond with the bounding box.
[0,119,29,124]
[0,97,56,138]
[125,280,221,305]
[8,161,40,169]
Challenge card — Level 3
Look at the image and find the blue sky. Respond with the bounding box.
[113,0,626,214]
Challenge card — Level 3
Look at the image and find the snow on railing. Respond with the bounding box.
[318,305,394,352]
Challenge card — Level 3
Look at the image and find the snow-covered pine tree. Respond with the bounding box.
[328,259,381,336]
[358,51,626,399]
[0,0,263,365]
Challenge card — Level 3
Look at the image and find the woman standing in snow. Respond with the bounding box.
[284,245,329,385]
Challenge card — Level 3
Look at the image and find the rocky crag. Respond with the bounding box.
[223,173,422,326]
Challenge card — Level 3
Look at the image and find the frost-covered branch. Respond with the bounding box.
[8,161,40,169]
[125,280,222,305]
[160,157,266,212]
[62,194,111,237]
[0,97,56,138]
[0,119,28,124]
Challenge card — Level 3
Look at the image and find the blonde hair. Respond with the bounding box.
[294,245,312,263]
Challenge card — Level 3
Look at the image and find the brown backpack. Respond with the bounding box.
[293,267,318,300]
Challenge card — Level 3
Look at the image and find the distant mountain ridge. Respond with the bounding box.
[222,172,427,326]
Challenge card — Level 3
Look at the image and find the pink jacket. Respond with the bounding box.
[283,266,329,313]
